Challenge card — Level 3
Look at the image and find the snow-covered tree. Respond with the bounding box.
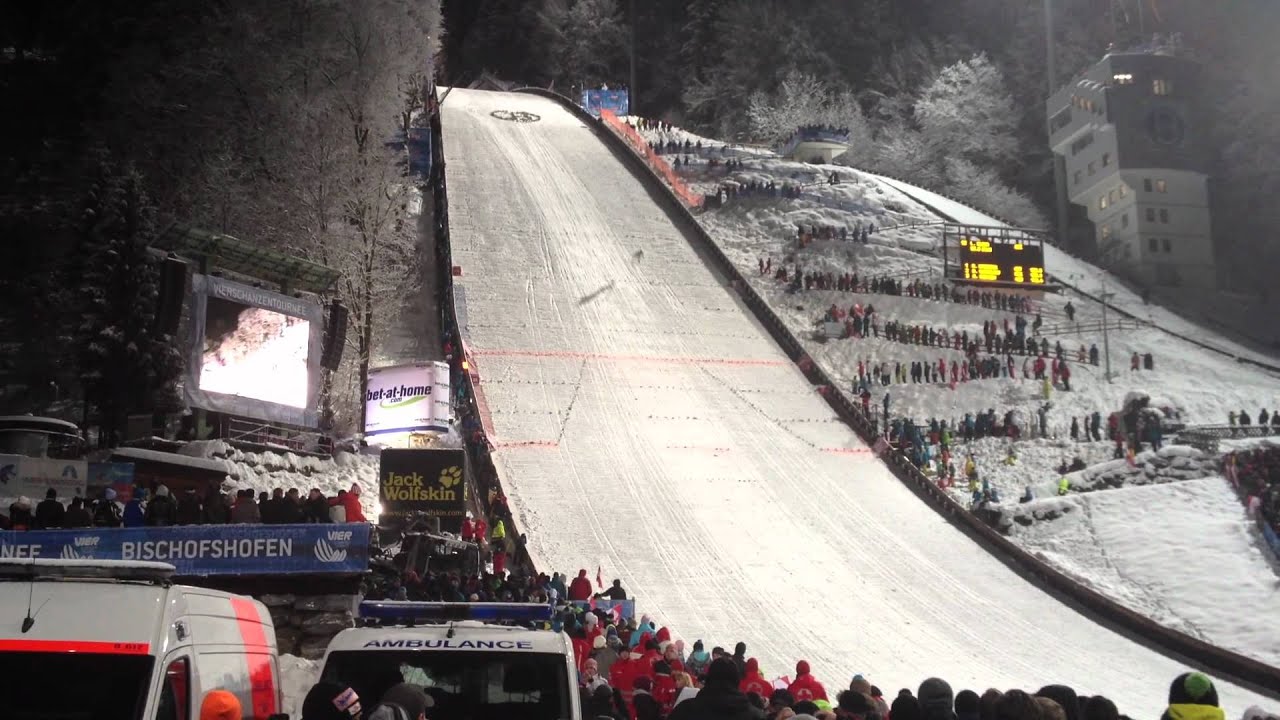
[914,53,1019,168]
[746,71,869,145]
[75,155,183,446]
[942,157,1048,229]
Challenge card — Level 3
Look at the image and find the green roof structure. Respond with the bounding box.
[153,224,340,294]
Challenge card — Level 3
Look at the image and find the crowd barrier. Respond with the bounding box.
[518,87,1280,698]
[0,523,371,577]
[599,109,703,209]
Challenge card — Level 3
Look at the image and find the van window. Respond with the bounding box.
[157,658,191,720]
[2,651,154,720]
[324,650,570,720]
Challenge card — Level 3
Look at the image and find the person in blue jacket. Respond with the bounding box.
[122,488,148,527]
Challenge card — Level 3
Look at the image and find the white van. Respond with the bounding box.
[319,602,580,720]
[0,559,284,720]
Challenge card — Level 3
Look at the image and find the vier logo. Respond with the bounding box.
[74,536,101,547]
[326,530,353,543]
[314,539,347,564]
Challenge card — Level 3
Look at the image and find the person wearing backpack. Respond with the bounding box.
[93,488,123,527]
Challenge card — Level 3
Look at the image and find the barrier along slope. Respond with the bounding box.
[516,87,1280,698]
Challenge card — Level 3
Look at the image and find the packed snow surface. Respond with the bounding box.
[440,88,1275,714]
[1008,477,1280,666]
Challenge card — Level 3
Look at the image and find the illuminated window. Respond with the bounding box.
[1108,189,1117,204]
[1113,73,1135,85]
[1159,208,1169,223]
[1100,224,1112,241]
[1118,184,1127,198]
[1144,178,1153,192]
[1148,237,1159,252]
[1162,238,1172,252]
[1155,179,1167,193]
[1099,194,1109,210]
[1153,79,1172,96]
[1146,208,1156,222]
[1121,212,1129,228]
[1102,153,1111,167]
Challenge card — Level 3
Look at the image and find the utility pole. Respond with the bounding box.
[628,0,637,116]
[1100,279,1114,383]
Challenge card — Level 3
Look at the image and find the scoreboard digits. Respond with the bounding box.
[958,234,1045,286]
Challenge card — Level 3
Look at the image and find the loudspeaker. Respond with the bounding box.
[321,302,349,371]
[154,255,187,335]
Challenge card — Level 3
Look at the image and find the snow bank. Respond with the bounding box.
[279,654,321,717]
[1007,477,1280,666]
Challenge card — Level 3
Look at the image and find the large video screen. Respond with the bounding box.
[184,275,324,427]
[200,296,310,408]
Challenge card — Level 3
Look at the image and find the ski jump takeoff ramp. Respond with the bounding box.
[440,89,1272,715]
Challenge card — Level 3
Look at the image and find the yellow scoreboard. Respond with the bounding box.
[957,234,1046,286]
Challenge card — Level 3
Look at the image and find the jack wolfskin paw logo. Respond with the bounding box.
[439,466,462,489]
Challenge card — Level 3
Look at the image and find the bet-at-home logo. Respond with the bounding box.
[366,383,431,409]
[383,465,462,502]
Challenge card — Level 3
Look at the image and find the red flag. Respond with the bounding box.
[596,566,604,589]
[611,604,622,624]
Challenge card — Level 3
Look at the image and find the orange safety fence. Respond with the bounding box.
[600,109,704,209]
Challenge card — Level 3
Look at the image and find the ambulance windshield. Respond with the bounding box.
[2,652,153,720]
[324,650,571,720]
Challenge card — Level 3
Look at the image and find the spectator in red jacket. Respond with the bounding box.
[739,658,772,697]
[460,513,475,542]
[568,568,594,601]
[329,484,367,523]
[789,660,828,702]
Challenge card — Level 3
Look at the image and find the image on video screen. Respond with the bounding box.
[199,296,310,408]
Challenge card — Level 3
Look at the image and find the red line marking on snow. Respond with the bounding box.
[820,447,875,455]
[493,440,560,449]
[230,597,278,717]
[471,348,787,367]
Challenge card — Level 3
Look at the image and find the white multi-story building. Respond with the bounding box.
[1047,50,1214,289]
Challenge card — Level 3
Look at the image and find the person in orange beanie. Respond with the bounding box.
[201,690,243,720]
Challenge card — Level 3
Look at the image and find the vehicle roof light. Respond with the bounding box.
[0,559,176,584]
[358,601,554,624]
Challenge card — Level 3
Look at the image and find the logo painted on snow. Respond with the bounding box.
[490,110,540,123]
[438,466,461,489]
[314,539,348,564]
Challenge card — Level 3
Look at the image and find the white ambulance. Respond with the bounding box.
[319,601,580,720]
[0,559,284,720]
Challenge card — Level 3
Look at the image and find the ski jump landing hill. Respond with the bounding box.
[438,88,1279,715]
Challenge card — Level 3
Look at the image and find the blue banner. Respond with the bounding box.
[88,462,135,487]
[581,89,630,118]
[0,523,370,577]
[570,598,635,621]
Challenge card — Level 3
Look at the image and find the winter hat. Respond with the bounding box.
[838,691,875,715]
[795,702,821,717]
[15,496,31,510]
[1037,697,1068,720]
[891,694,923,720]
[156,484,170,498]
[796,660,812,676]
[955,690,982,720]
[302,682,363,720]
[380,683,432,720]
[918,678,956,720]
[349,483,361,496]
[104,488,117,501]
[200,690,242,720]
[1084,696,1119,720]
[1037,686,1082,720]
[1168,673,1219,707]
[693,639,704,652]
[593,635,606,649]
[45,488,57,499]
[850,674,873,695]
[705,657,740,690]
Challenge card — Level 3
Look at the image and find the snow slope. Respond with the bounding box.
[440,88,1275,715]
[1007,477,1280,666]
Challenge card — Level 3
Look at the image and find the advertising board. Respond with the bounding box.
[378,448,467,532]
[364,363,452,437]
[581,89,630,118]
[0,455,87,501]
[184,274,324,427]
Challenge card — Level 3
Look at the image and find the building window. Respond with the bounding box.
[1102,152,1111,167]
[1146,208,1156,222]
[1155,179,1167,193]
[1162,238,1172,252]
[1108,189,1117,204]
[1118,184,1127,198]
[1113,73,1135,85]
[1153,78,1172,96]
[1088,161,1096,176]
[1074,170,1082,186]
[1071,133,1094,156]
[1148,237,1159,252]
[1159,208,1169,223]
[1144,178,1153,192]
[1051,108,1073,132]
[1100,224,1112,242]
[1099,194,1108,210]
[1121,213,1129,228]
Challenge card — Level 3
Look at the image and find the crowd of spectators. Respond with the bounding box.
[1226,446,1280,538]
[1,482,371,531]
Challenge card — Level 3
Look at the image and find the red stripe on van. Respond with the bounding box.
[0,639,150,654]
[230,597,278,717]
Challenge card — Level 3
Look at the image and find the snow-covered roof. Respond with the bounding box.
[110,447,231,475]
[0,415,80,432]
